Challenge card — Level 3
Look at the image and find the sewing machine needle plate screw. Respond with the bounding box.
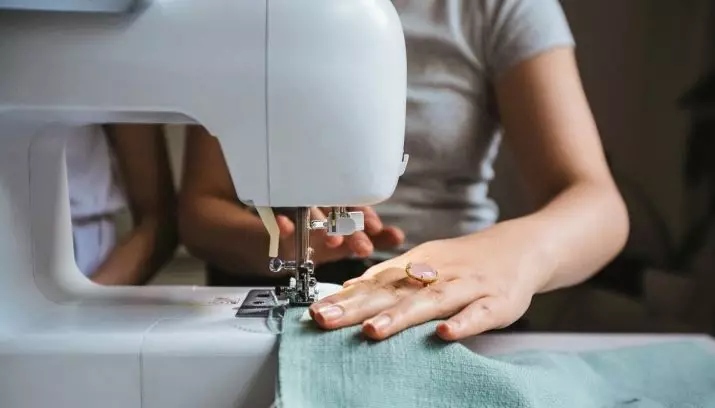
[269,257,283,273]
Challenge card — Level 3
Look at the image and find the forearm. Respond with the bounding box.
[98,123,178,285]
[91,218,178,285]
[179,197,275,279]
[487,181,629,294]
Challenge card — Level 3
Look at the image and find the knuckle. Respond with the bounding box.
[470,274,486,285]
[393,278,416,296]
[420,285,454,317]
[382,283,402,300]
[494,286,509,299]
[423,285,448,303]
[478,301,511,328]
[450,317,468,330]
[384,279,418,301]
[341,278,378,296]
[478,302,493,315]
[500,288,525,307]
[359,277,381,288]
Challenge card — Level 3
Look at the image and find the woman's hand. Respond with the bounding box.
[308,47,631,341]
[276,206,405,266]
[309,223,553,341]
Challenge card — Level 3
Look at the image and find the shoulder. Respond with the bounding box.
[474,0,575,78]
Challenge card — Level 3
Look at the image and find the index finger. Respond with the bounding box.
[363,279,485,340]
[309,278,414,330]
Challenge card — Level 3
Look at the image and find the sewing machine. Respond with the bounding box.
[3,2,715,408]
[0,0,407,407]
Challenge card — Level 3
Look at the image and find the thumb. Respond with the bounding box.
[276,215,295,239]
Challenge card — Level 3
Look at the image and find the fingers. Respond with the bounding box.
[325,206,378,257]
[343,262,407,287]
[343,231,374,258]
[277,210,340,247]
[362,279,486,340]
[436,298,505,341]
[357,206,383,235]
[278,206,401,264]
[318,206,400,258]
[370,226,405,250]
[276,215,294,239]
[353,207,403,253]
[338,225,405,265]
[309,279,415,330]
[318,206,381,234]
[312,208,342,248]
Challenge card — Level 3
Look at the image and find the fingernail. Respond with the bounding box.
[316,305,343,321]
[365,314,391,331]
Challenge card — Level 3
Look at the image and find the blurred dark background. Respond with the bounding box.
[492,0,715,334]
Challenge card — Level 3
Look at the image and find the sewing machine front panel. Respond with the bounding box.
[0,288,280,408]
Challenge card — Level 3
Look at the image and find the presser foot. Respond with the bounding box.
[267,207,364,307]
[275,262,318,306]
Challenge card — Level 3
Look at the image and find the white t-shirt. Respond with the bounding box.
[373,0,575,251]
[64,125,126,276]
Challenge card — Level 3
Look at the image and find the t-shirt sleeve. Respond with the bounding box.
[482,0,575,79]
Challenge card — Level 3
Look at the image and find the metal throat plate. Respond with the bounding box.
[235,289,284,318]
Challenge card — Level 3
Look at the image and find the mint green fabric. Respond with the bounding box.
[277,308,715,408]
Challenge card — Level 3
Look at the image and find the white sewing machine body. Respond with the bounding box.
[0,0,406,406]
[2,2,714,408]
[0,0,408,208]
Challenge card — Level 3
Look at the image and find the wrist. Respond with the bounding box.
[508,216,559,294]
[467,218,558,294]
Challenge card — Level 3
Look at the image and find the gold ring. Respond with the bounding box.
[405,262,439,286]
